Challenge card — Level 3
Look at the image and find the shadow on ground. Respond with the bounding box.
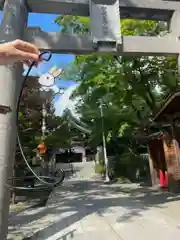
[8,179,180,239]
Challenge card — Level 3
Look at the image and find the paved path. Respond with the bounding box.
[8,179,180,239]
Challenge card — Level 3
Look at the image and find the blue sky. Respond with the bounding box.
[0,12,78,115]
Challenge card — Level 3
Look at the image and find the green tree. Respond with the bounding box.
[16,77,72,177]
[55,16,180,180]
[56,16,179,135]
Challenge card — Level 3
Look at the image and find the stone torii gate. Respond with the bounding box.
[0,0,180,238]
[1,1,180,55]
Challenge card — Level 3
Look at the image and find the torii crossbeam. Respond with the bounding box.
[0,1,180,55]
[0,0,180,21]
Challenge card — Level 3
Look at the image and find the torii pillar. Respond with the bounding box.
[0,1,27,239]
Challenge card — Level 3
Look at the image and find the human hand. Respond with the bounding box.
[0,39,41,66]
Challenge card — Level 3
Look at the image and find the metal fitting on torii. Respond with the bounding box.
[89,0,121,51]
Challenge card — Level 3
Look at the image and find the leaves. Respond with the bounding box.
[17,77,72,168]
[54,16,179,157]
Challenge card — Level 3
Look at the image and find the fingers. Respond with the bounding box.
[12,39,40,58]
[0,39,45,65]
[16,49,40,62]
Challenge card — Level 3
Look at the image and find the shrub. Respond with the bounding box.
[95,163,105,175]
[113,152,145,182]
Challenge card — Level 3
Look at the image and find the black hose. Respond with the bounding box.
[14,52,65,188]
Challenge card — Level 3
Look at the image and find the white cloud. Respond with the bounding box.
[54,84,80,117]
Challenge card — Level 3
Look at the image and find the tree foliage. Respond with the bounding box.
[16,76,71,175]
[55,15,180,167]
